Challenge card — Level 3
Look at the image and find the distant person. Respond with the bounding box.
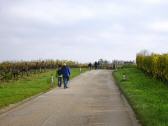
[97,61,100,69]
[88,63,92,70]
[94,61,98,70]
[56,65,63,87]
[61,63,71,89]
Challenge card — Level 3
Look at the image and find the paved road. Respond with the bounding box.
[0,70,140,126]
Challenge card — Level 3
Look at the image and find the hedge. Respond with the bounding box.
[136,53,168,82]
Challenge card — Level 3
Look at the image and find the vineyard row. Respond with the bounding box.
[0,60,87,80]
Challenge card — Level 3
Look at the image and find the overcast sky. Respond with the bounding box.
[0,0,168,63]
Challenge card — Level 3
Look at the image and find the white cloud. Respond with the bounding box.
[0,0,168,62]
[6,1,97,25]
[4,1,135,25]
[138,0,168,4]
[143,0,162,4]
[99,24,125,39]
[149,21,168,32]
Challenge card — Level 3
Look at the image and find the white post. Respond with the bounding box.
[51,75,54,87]
[122,74,127,81]
[80,67,82,73]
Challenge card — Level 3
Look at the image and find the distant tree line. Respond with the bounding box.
[0,60,87,80]
[136,51,168,83]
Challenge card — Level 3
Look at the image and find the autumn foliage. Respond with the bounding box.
[136,53,168,82]
[0,60,86,80]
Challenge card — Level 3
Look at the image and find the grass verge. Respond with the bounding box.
[113,67,168,126]
[0,68,88,109]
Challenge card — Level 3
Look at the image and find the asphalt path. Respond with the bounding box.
[0,70,140,126]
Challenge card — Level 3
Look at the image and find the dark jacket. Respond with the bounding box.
[57,68,62,77]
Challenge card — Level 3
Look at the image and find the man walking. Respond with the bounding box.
[61,63,71,89]
[94,61,98,70]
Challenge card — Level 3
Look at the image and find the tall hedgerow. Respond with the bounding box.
[136,52,168,82]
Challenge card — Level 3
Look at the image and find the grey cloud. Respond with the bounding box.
[0,0,168,62]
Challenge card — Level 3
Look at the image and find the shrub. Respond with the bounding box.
[136,53,168,82]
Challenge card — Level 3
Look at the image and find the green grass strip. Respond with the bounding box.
[113,67,168,126]
[0,68,87,109]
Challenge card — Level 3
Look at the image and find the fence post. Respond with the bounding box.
[51,74,54,88]
[80,67,82,73]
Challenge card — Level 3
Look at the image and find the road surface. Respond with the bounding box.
[0,70,140,126]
